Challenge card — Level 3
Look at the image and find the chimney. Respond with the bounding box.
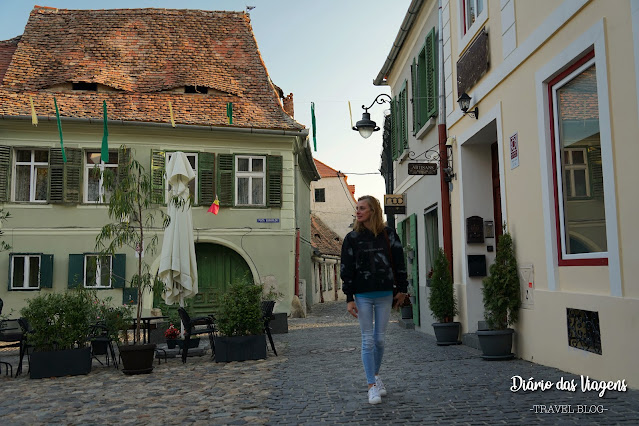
[283,93,294,118]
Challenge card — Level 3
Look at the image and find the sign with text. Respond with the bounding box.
[408,162,438,175]
[257,218,280,223]
[384,193,406,215]
[510,132,520,169]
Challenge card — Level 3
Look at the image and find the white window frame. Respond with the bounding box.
[563,148,590,199]
[458,0,488,54]
[84,151,118,204]
[84,254,113,289]
[551,56,606,262]
[12,148,49,203]
[10,254,41,290]
[165,152,198,204]
[235,155,266,206]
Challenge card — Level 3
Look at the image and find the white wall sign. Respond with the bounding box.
[510,132,519,169]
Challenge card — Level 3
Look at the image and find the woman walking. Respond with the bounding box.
[341,195,409,404]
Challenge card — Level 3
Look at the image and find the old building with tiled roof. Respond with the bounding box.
[309,214,345,304]
[0,6,319,317]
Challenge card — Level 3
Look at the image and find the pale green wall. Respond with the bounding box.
[0,120,301,314]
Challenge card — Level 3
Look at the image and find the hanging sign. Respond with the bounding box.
[408,162,438,175]
[510,132,519,169]
[384,193,406,215]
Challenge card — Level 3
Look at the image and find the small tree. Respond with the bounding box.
[482,232,521,330]
[428,248,458,323]
[95,146,168,344]
[216,279,264,337]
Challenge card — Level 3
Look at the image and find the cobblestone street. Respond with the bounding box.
[1,301,637,425]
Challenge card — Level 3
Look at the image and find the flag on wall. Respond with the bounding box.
[227,102,233,124]
[29,96,38,126]
[53,97,67,163]
[168,101,176,127]
[207,195,220,215]
[101,100,109,163]
[311,102,317,151]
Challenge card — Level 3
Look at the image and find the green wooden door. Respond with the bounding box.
[192,243,252,316]
[154,243,252,318]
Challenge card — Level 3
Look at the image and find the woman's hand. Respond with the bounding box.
[393,292,408,308]
[347,301,358,318]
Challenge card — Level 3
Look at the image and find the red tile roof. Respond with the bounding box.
[314,158,345,178]
[311,214,343,257]
[0,7,303,130]
[0,37,20,84]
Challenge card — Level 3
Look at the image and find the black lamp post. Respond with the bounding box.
[352,93,392,139]
[457,92,478,119]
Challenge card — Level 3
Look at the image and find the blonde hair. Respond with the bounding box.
[353,195,386,236]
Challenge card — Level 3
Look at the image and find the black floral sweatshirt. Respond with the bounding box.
[340,226,409,303]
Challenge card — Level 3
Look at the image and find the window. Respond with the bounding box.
[72,82,97,91]
[13,149,49,202]
[550,51,607,261]
[235,155,266,206]
[84,254,113,288]
[84,150,118,203]
[185,85,208,94]
[315,188,325,202]
[412,28,437,133]
[165,152,198,203]
[463,0,484,35]
[9,253,53,290]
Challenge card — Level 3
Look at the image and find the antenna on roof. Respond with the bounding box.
[246,6,255,12]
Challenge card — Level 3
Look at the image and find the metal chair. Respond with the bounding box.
[88,322,118,368]
[177,308,217,363]
[261,300,277,356]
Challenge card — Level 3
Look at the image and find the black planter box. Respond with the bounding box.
[214,334,266,362]
[270,313,288,334]
[30,347,92,379]
[119,343,157,374]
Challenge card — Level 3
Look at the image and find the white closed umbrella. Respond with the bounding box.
[159,152,198,322]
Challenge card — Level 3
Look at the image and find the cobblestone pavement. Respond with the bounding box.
[1,301,637,425]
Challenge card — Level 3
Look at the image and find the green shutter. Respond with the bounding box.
[49,148,81,204]
[391,99,398,161]
[0,145,10,202]
[199,152,216,205]
[267,155,283,207]
[151,149,165,204]
[399,82,408,154]
[8,253,13,290]
[217,154,234,207]
[40,254,54,288]
[112,253,126,288]
[396,220,405,247]
[68,254,84,288]
[409,214,420,325]
[418,46,428,127]
[411,59,418,134]
[425,27,438,119]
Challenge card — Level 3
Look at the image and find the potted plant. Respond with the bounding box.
[477,232,521,360]
[214,279,266,362]
[95,145,168,374]
[164,324,180,349]
[21,289,95,379]
[90,295,132,356]
[428,248,460,345]
[262,284,287,334]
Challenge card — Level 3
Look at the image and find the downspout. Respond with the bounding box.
[295,229,300,296]
[438,0,453,274]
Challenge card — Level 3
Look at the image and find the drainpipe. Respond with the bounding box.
[295,229,300,296]
[438,0,453,274]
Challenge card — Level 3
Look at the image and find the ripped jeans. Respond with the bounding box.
[354,294,393,385]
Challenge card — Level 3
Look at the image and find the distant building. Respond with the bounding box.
[309,214,344,306]
[310,159,356,240]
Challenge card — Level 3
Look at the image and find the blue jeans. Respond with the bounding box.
[354,294,393,385]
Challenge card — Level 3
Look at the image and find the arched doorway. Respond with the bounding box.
[154,242,252,317]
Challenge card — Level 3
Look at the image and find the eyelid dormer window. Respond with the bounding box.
[72,82,97,91]
[185,85,208,94]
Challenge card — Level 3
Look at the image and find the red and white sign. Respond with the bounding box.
[510,132,519,169]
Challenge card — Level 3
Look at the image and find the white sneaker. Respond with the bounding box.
[368,385,382,405]
[375,376,387,396]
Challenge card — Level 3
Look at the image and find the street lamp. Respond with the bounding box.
[457,92,478,119]
[352,93,392,139]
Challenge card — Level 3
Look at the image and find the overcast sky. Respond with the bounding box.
[0,0,411,215]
